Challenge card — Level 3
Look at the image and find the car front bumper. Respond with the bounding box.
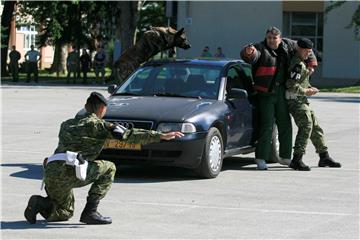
[98,132,207,169]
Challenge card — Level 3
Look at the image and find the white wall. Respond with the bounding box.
[177,1,282,59]
[322,1,360,79]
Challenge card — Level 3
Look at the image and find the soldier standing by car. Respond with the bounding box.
[286,38,341,171]
[24,92,184,225]
[240,26,318,170]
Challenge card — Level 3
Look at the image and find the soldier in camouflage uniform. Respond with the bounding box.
[24,92,184,224]
[286,38,341,171]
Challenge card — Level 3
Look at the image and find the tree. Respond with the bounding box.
[137,1,166,40]
[117,1,143,50]
[15,1,163,77]
[18,1,97,74]
[325,1,360,40]
[1,1,16,76]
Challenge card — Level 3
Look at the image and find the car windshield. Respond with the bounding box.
[114,64,222,100]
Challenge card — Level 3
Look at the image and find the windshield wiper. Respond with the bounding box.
[153,92,190,98]
[112,92,141,96]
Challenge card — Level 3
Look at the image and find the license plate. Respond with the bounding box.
[103,139,141,151]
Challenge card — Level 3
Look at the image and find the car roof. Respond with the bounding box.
[143,58,247,68]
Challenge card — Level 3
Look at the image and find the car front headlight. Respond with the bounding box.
[157,123,196,133]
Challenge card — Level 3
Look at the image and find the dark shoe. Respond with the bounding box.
[38,196,52,219]
[290,154,311,171]
[80,199,112,224]
[318,152,341,168]
[24,195,49,224]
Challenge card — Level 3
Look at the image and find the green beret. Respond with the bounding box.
[89,91,107,106]
[297,38,313,49]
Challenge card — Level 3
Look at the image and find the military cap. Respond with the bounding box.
[89,91,107,106]
[297,38,313,49]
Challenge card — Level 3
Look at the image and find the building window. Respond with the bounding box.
[17,25,38,49]
[283,12,323,53]
[24,33,36,49]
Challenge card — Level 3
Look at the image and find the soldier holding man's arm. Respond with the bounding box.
[286,38,341,171]
[24,92,183,225]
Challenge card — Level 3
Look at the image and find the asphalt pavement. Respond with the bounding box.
[1,85,359,239]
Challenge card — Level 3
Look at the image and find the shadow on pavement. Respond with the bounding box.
[222,156,291,171]
[2,157,291,184]
[1,220,84,229]
[1,163,43,180]
[114,165,199,183]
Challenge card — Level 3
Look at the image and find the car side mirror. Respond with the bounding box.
[227,88,248,99]
[108,84,117,94]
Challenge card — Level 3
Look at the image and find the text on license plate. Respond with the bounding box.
[104,139,141,150]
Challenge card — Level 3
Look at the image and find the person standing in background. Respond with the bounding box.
[9,45,21,82]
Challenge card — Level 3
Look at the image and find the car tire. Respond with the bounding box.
[195,127,224,178]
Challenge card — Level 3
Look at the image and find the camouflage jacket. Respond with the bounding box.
[285,55,312,101]
[54,112,162,161]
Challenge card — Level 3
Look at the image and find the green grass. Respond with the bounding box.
[2,69,360,94]
[319,86,360,93]
[1,68,113,84]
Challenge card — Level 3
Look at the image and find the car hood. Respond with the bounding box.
[105,96,216,122]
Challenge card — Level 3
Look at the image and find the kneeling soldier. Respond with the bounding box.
[286,38,341,171]
[24,92,184,224]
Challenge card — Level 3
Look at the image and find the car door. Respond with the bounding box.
[224,65,254,149]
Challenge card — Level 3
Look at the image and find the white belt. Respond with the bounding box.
[41,151,88,190]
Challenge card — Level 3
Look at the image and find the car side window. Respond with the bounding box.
[124,68,151,93]
[226,66,255,96]
[226,67,245,91]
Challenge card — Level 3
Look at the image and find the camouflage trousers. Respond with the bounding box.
[44,160,116,222]
[288,99,328,155]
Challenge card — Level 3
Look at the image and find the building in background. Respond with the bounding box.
[1,2,54,70]
[176,1,359,87]
[9,24,54,69]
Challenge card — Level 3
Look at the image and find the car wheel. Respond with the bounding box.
[195,127,223,178]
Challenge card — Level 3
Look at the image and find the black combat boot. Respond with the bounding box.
[24,195,52,224]
[290,154,311,171]
[318,152,341,168]
[80,198,112,224]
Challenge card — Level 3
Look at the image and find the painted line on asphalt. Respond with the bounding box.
[2,150,46,154]
[6,192,354,217]
[114,200,354,217]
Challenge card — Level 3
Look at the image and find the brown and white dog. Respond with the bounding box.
[114,27,191,83]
